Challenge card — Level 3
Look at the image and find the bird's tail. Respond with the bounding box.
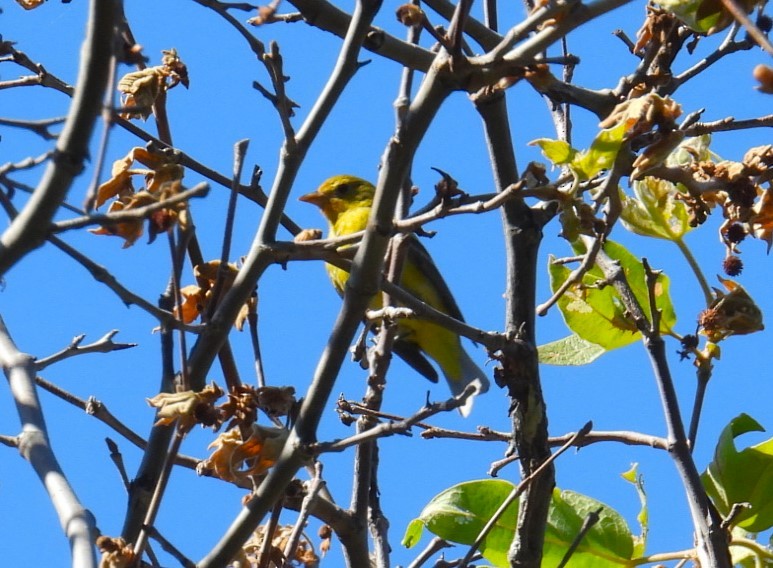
[445,350,490,417]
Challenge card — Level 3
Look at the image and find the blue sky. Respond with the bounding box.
[1,1,771,566]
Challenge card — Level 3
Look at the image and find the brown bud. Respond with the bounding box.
[753,64,773,94]
[396,4,424,27]
[294,228,323,243]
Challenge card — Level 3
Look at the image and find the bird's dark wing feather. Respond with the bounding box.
[392,338,439,383]
[404,234,465,322]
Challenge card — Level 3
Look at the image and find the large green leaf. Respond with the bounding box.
[543,489,634,567]
[702,414,773,533]
[548,241,677,350]
[403,480,636,567]
[401,479,518,566]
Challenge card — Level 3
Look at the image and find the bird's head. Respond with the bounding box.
[299,175,375,227]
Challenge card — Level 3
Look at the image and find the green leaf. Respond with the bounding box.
[702,414,773,532]
[401,518,425,548]
[620,464,648,557]
[543,489,634,567]
[728,526,767,567]
[657,0,739,33]
[666,135,712,167]
[531,138,578,165]
[531,122,627,181]
[620,177,692,241]
[404,481,637,567]
[574,122,628,180]
[548,240,676,350]
[538,334,607,365]
[622,135,712,241]
[548,255,637,351]
[401,479,518,566]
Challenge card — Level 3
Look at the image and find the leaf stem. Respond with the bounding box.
[674,236,713,307]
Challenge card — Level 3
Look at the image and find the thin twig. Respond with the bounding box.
[0,116,65,140]
[536,235,603,316]
[35,330,136,371]
[133,423,191,560]
[314,385,478,454]
[406,536,453,568]
[283,462,325,562]
[147,526,196,568]
[207,140,250,321]
[105,438,132,491]
[34,375,201,471]
[48,235,203,332]
[51,182,209,233]
[717,0,773,54]
[556,507,603,568]
[257,501,283,568]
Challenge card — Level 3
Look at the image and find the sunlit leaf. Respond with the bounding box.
[549,241,677,350]
[620,177,692,241]
[15,0,45,10]
[543,489,634,567]
[118,67,165,120]
[702,414,773,532]
[621,464,648,557]
[403,480,636,567]
[538,334,607,366]
[574,121,628,180]
[96,536,136,568]
[531,138,578,166]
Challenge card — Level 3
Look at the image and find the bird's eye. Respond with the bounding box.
[334,182,350,196]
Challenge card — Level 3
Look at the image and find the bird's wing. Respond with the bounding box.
[404,234,466,322]
[392,339,440,383]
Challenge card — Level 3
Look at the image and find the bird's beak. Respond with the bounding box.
[299,190,325,206]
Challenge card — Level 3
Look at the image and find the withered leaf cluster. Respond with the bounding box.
[233,524,320,568]
[147,381,296,483]
[91,146,187,247]
[686,145,773,253]
[175,260,256,329]
[118,48,189,120]
[96,536,135,568]
[198,424,289,482]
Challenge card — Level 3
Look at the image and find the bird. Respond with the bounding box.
[299,174,489,416]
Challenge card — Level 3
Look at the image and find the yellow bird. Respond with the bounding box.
[300,175,489,416]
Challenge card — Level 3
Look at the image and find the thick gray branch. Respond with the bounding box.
[0,316,98,568]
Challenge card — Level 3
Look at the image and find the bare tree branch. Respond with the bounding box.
[0,0,118,277]
[0,316,98,568]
